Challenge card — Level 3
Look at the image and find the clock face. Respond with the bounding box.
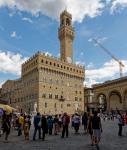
[67,57,72,63]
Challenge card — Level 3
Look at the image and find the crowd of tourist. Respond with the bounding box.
[0,109,127,149]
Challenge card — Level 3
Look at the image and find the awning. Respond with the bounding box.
[0,104,17,113]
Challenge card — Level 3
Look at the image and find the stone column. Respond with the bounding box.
[123,96,126,111]
[106,97,110,112]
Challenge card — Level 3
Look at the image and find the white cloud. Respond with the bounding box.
[0,80,5,88]
[45,51,52,57]
[0,0,104,22]
[75,61,85,66]
[0,0,127,22]
[10,31,16,38]
[10,31,22,39]
[110,0,127,13]
[0,50,28,76]
[85,59,127,87]
[57,53,60,58]
[84,79,100,87]
[86,62,94,69]
[22,17,33,23]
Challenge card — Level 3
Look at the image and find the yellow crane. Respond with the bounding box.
[91,38,125,78]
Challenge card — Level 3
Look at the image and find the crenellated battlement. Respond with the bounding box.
[22,50,84,69]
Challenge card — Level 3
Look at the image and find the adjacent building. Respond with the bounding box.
[84,87,96,112]
[1,10,85,115]
[84,77,127,112]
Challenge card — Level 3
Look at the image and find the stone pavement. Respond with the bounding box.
[0,120,127,150]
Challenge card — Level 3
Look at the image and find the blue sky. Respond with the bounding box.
[0,0,127,87]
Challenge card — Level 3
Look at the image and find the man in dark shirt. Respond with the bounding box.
[92,111,102,149]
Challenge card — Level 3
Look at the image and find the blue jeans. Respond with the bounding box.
[33,127,41,140]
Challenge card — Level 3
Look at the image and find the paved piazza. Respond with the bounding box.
[0,120,127,150]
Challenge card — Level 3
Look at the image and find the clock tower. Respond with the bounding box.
[58,10,75,63]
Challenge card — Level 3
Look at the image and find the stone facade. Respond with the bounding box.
[1,10,85,115]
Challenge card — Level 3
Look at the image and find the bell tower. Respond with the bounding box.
[58,10,75,63]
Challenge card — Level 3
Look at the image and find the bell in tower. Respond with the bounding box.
[58,10,75,63]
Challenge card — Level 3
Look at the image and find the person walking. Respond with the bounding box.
[23,115,30,140]
[91,111,102,149]
[41,114,48,141]
[61,112,70,138]
[47,115,53,135]
[71,114,75,128]
[33,112,41,141]
[82,112,88,134]
[18,114,24,136]
[124,110,127,134]
[73,113,80,133]
[87,112,94,146]
[53,115,59,135]
[117,110,124,136]
[3,114,11,141]
[58,114,62,132]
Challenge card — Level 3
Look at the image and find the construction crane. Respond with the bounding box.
[91,38,125,78]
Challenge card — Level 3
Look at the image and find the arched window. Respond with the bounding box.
[61,19,64,25]
[66,18,70,26]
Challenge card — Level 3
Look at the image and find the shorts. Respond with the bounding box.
[93,129,101,138]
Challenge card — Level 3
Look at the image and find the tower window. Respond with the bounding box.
[42,94,46,98]
[49,93,52,99]
[75,97,78,101]
[55,95,58,99]
[67,104,71,107]
[61,19,64,25]
[66,18,70,26]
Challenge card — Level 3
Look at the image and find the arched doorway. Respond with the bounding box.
[109,91,122,111]
[97,94,107,112]
[124,90,127,109]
